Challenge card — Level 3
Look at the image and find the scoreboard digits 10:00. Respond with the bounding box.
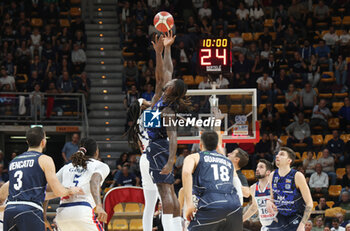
[198,38,231,74]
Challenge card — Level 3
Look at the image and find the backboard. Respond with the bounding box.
[176,88,259,144]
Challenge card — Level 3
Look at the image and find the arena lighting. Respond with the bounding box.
[103,90,108,93]
[99,21,103,24]
[101,61,104,64]
[30,125,43,128]
[100,47,104,51]
[99,33,103,37]
[10,136,50,140]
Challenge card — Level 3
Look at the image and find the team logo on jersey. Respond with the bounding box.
[143,109,161,128]
[257,198,266,207]
[285,179,292,184]
[285,184,291,190]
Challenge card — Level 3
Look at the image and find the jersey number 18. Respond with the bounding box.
[211,164,230,181]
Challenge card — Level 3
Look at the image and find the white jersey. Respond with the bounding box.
[56,159,110,208]
[137,111,150,153]
[254,181,275,227]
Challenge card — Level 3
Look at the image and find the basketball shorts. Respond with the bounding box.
[188,207,242,231]
[146,139,174,184]
[55,202,104,231]
[140,154,158,191]
[4,202,45,231]
[266,213,302,231]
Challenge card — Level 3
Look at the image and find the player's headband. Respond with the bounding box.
[77,147,87,155]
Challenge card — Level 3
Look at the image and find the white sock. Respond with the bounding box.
[173,216,182,231]
[162,214,174,231]
[142,189,158,231]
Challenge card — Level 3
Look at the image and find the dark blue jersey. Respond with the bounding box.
[192,150,240,212]
[147,96,169,141]
[272,169,305,216]
[8,151,47,206]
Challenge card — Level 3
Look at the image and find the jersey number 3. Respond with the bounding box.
[211,164,230,181]
[14,170,23,190]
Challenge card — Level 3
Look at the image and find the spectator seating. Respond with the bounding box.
[326,201,335,208]
[336,168,346,180]
[328,185,342,198]
[241,170,255,182]
[110,219,128,231]
[124,203,141,213]
[129,219,143,231]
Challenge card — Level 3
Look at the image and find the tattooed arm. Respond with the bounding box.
[90,173,107,223]
[295,171,313,231]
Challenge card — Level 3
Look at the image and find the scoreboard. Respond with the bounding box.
[198,38,231,74]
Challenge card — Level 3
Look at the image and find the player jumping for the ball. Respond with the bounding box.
[146,30,190,231]
[266,147,313,231]
[243,159,275,231]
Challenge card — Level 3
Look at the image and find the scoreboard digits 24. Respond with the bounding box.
[198,38,232,74]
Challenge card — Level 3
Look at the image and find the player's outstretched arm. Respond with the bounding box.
[295,172,313,231]
[182,153,199,221]
[160,107,177,175]
[243,184,259,222]
[163,30,176,82]
[90,173,107,223]
[39,155,84,197]
[151,34,164,106]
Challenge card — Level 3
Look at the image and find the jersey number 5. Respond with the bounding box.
[14,170,23,190]
[73,174,81,186]
[211,164,230,181]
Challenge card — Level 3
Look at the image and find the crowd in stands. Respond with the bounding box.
[0,1,90,118]
[119,0,350,229]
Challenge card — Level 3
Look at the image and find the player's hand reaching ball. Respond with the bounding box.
[151,34,164,54]
[95,204,108,223]
[163,30,176,47]
[266,199,277,216]
[185,202,197,221]
[160,162,173,175]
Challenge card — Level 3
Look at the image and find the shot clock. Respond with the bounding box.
[198,38,231,74]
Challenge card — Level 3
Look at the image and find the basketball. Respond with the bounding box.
[153,11,174,33]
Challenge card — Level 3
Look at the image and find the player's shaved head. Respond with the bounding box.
[201,130,218,151]
[26,127,45,147]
